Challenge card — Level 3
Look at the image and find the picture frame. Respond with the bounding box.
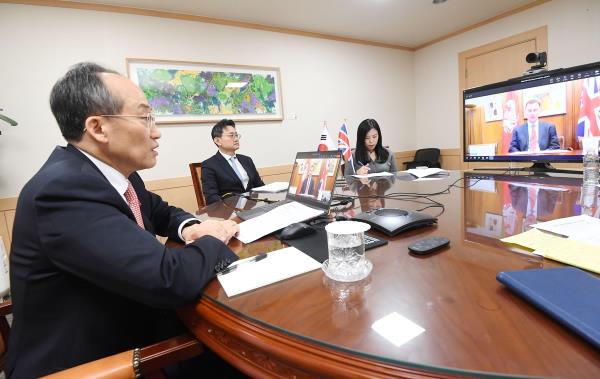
[316,158,337,177]
[522,82,566,117]
[127,58,283,124]
[484,212,502,237]
[483,94,503,122]
[298,160,320,175]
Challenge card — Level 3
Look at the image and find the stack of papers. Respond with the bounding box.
[236,201,324,243]
[404,168,448,178]
[509,149,571,155]
[501,215,600,274]
[251,181,289,193]
[351,172,394,179]
[217,247,321,297]
[532,215,600,245]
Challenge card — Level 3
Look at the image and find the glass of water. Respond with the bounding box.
[322,221,373,282]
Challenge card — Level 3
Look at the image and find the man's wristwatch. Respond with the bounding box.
[182,219,201,232]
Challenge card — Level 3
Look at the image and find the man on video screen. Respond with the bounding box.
[509,98,560,152]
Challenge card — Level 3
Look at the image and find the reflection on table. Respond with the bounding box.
[178,171,600,379]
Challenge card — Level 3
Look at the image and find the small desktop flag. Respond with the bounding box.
[338,122,354,172]
[576,77,600,138]
[318,123,336,151]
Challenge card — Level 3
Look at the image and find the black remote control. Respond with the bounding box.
[408,236,450,255]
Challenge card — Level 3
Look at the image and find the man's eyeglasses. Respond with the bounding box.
[100,113,156,130]
[222,133,242,140]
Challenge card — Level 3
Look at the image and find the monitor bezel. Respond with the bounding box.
[462,60,600,164]
[284,150,342,210]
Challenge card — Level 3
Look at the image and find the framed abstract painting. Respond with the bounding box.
[127,58,283,124]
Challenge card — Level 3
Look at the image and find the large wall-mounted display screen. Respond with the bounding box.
[463,61,600,164]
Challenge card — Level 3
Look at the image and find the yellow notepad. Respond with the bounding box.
[502,229,600,274]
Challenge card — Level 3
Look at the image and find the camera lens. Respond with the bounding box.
[526,52,539,63]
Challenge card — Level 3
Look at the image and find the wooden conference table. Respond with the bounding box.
[177,171,600,378]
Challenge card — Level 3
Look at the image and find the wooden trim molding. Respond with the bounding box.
[0,152,454,254]
[3,0,550,52]
[414,0,551,50]
[178,298,455,379]
[0,155,460,212]
[0,198,17,213]
[457,26,548,170]
[144,176,192,192]
[3,0,412,51]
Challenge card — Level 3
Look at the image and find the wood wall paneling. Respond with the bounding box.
[0,154,462,255]
[0,215,10,255]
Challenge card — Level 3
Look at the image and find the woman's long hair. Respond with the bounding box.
[354,119,389,164]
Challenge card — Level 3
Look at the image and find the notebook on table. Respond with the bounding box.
[237,150,342,221]
[497,267,600,349]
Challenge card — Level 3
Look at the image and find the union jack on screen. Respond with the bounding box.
[338,123,353,161]
[576,77,600,137]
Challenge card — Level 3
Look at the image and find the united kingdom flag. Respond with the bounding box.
[576,77,600,138]
[338,122,354,172]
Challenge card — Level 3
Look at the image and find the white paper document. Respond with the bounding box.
[508,149,571,155]
[351,172,395,179]
[236,201,324,243]
[217,247,321,297]
[251,181,289,193]
[532,215,600,246]
[404,168,448,178]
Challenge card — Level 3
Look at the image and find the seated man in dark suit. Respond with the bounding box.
[201,119,264,205]
[509,183,560,230]
[7,62,240,378]
[509,98,560,152]
[296,159,317,198]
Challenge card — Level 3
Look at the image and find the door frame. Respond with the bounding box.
[457,26,548,169]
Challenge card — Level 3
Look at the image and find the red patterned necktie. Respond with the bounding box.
[527,187,537,218]
[529,125,538,151]
[124,181,145,228]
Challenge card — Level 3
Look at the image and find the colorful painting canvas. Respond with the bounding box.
[127,59,283,123]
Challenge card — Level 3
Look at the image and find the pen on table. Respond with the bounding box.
[218,253,268,275]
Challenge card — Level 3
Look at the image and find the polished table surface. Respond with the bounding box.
[177,171,600,378]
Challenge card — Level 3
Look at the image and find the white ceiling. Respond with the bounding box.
[69,0,544,49]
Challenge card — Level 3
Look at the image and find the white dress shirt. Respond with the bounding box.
[219,150,249,189]
[78,148,196,240]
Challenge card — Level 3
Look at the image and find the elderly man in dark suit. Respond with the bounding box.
[201,119,264,205]
[7,63,240,378]
[509,98,560,152]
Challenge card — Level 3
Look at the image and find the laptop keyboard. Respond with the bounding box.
[236,200,289,220]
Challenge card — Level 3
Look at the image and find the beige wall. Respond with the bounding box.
[0,3,415,198]
[2,1,598,252]
[414,0,600,150]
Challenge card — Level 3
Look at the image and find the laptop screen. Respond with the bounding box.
[285,151,342,210]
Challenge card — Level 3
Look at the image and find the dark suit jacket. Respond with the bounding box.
[7,145,237,378]
[299,176,316,196]
[508,122,560,152]
[509,184,559,217]
[201,152,264,205]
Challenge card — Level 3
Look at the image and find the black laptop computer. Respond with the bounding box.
[237,150,342,221]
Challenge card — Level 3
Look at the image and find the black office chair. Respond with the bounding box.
[403,148,441,169]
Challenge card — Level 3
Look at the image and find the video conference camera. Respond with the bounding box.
[523,51,548,76]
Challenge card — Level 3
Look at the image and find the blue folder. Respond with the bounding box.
[497,267,600,350]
